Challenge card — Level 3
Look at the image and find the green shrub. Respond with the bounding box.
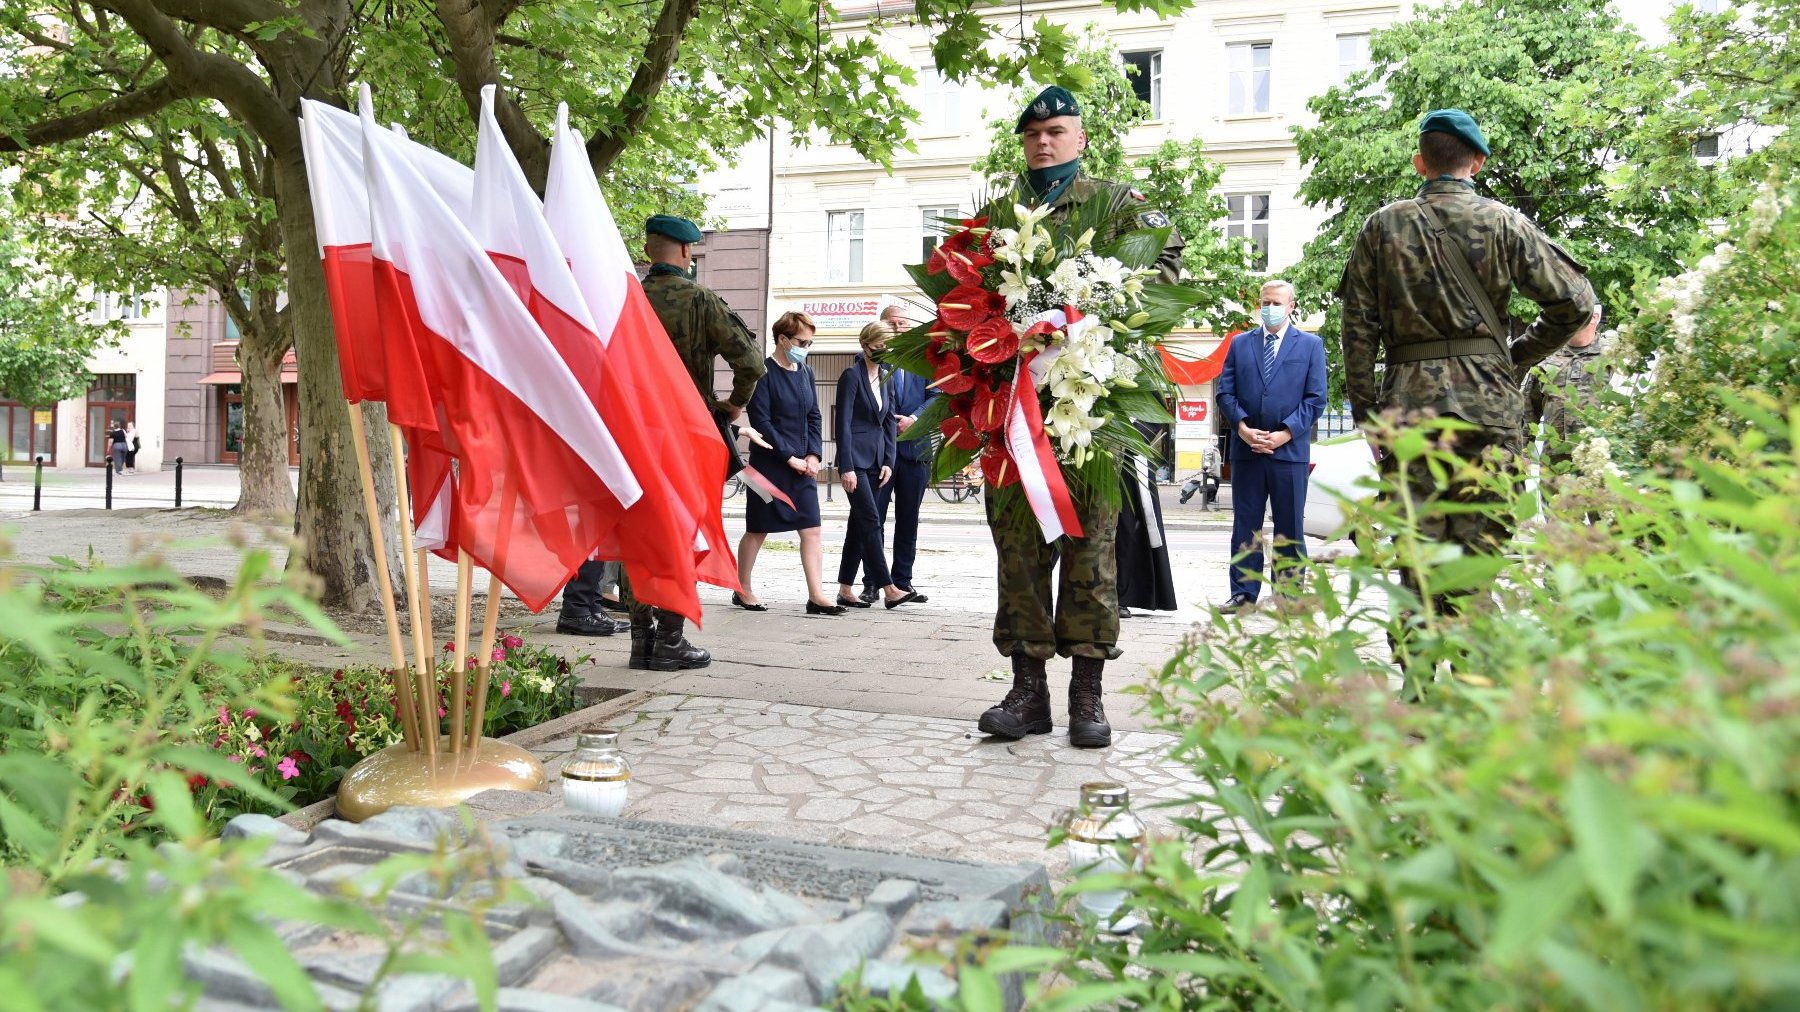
[0,543,511,1008]
[959,406,1800,1010]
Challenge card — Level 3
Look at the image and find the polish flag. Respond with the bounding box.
[300,103,453,549]
[355,93,633,611]
[542,103,740,605]
[470,85,717,621]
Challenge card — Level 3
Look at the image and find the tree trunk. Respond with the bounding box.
[232,314,296,517]
[270,145,399,613]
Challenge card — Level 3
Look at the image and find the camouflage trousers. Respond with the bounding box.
[986,491,1121,661]
[615,569,680,630]
[1380,422,1522,693]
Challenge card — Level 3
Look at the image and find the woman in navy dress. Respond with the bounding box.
[735,312,843,615]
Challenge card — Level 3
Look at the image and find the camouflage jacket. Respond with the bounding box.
[1524,340,1610,442]
[1338,179,1595,433]
[1021,173,1185,284]
[641,264,766,411]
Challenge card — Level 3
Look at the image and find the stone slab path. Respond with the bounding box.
[529,693,1203,878]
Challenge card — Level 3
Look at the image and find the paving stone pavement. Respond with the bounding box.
[529,694,1204,878]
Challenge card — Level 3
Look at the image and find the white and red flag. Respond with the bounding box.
[542,103,740,606]
[469,85,716,620]
[1006,307,1087,542]
[354,92,633,611]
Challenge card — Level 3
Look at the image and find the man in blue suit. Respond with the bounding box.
[1216,279,1328,612]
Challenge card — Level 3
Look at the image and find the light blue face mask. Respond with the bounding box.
[787,345,810,365]
[1260,305,1288,331]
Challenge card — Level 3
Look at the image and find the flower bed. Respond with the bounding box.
[186,635,585,828]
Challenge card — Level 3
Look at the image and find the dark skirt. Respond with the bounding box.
[745,458,822,533]
[1117,471,1177,611]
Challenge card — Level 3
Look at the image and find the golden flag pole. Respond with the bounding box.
[448,552,473,753]
[344,404,419,750]
[387,423,437,754]
[467,574,504,751]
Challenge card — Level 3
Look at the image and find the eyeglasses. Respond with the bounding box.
[789,338,813,347]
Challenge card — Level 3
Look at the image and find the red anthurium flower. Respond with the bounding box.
[940,415,983,451]
[928,362,974,395]
[964,318,1020,365]
[944,247,994,286]
[937,285,1005,331]
[970,383,1009,433]
[981,443,1019,488]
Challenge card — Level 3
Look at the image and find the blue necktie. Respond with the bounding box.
[1261,331,1277,381]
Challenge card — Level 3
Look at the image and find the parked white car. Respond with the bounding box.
[1304,432,1380,540]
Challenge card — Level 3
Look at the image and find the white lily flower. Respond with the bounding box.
[998,267,1033,307]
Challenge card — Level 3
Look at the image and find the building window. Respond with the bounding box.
[1227,193,1270,271]
[1336,33,1371,86]
[1228,42,1272,114]
[1,400,56,464]
[917,70,962,134]
[826,210,865,283]
[920,206,963,262]
[1693,132,1720,159]
[1122,50,1163,119]
[85,373,136,467]
[94,292,146,321]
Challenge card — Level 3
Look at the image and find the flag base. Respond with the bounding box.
[335,737,547,823]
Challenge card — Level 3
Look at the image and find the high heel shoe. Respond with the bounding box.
[806,599,846,615]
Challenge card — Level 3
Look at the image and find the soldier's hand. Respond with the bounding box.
[720,401,744,422]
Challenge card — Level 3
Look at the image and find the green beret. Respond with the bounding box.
[645,214,704,244]
[1014,85,1081,133]
[1419,108,1490,156]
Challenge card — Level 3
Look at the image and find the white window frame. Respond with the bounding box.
[826,210,865,283]
[1336,32,1371,88]
[920,206,962,263]
[1228,41,1272,115]
[1122,49,1164,120]
[1226,193,1271,271]
[916,70,962,135]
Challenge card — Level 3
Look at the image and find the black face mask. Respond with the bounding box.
[866,348,887,362]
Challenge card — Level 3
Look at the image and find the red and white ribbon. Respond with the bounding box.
[1006,344,1084,543]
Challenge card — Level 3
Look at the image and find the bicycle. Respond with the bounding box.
[723,473,742,499]
[934,465,982,504]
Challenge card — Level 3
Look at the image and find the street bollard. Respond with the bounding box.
[825,464,835,502]
[33,456,43,511]
[175,457,184,508]
[105,462,113,509]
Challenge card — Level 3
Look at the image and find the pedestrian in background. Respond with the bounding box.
[1216,279,1328,613]
[834,321,921,610]
[1338,109,1595,698]
[123,422,140,474]
[862,303,932,604]
[736,311,843,615]
[108,422,127,475]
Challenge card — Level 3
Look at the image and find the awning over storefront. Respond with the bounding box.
[199,342,299,385]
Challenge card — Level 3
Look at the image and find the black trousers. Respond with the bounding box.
[560,559,605,617]
[836,467,892,588]
[875,456,928,588]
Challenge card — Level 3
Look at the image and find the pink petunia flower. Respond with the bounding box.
[241,708,257,721]
[277,756,300,781]
[492,646,507,663]
[228,754,244,764]
[443,640,456,652]
[502,635,523,650]
[218,706,231,726]
[249,745,266,758]
[501,679,511,698]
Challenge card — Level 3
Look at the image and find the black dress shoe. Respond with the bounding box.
[836,595,872,609]
[883,590,923,609]
[806,600,846,615]
[1118,606,1134,619]
[1218,593,1257,614]
[556,612,621,636]
[858,585,879,604]
[731,592,768,612]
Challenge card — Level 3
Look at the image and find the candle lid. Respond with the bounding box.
[576,729,621,749]
[1079,782,1130,809]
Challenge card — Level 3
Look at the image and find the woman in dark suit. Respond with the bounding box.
[736,312,843,615]
[834,323,921,609]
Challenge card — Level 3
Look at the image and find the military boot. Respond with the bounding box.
[627,613,655,670]
[648,611,711,671]
[976,654,1052,739]
[1068,656,1112,749]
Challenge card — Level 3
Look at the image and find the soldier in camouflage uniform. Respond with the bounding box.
[977,87,1184,750]
[1524,305,1609,476]
[1338,109,1595,697]
[621,214,766,671]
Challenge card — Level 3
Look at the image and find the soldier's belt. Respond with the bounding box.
[1385,336,1509,366]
